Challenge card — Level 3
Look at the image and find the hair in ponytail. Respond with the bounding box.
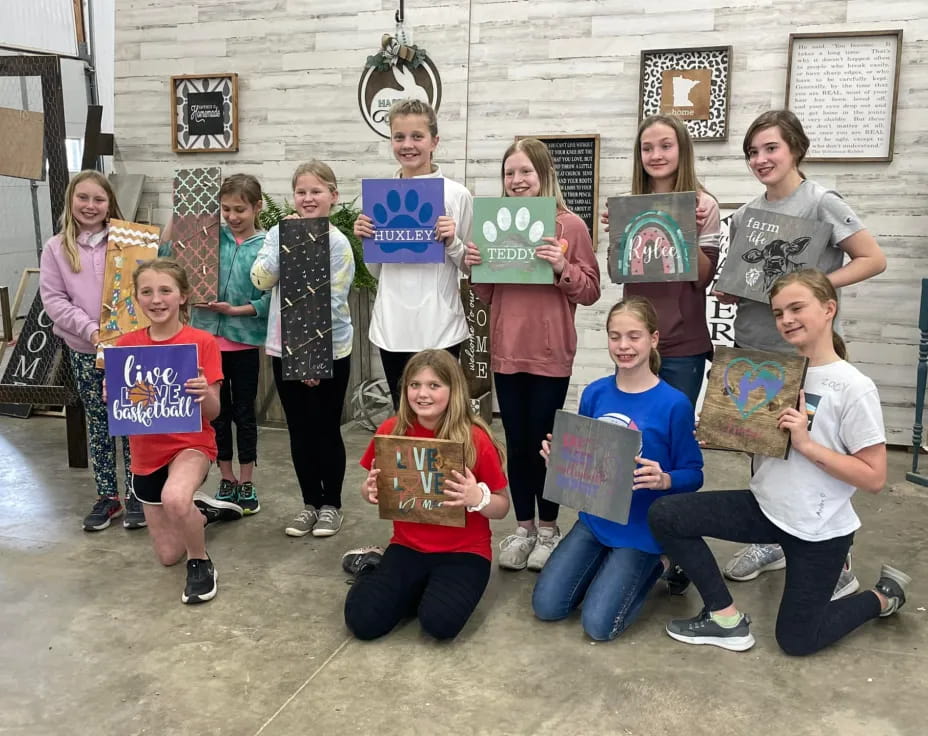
[769,269,846,359]
[606,296,661,374]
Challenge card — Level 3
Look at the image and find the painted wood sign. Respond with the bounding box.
[104,343,201,436]
[470,197,556,284]
[542,410,641,525]
[375,435,465,527]
[460,279,492,423]
[96,219,161,366]
[279,218,332,381]
[171,167,221,305]
[362,178,445,263]
[714,208,833,303]
[607,192,697,283]
[697,346,809,458]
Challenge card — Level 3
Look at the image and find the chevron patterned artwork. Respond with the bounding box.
[96,219,161,367]
[279,218,332,381]
[172,167,221,304]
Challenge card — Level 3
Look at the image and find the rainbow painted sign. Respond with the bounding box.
[606,192,697,283]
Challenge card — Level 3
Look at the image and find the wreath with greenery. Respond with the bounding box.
[365,34,430,72]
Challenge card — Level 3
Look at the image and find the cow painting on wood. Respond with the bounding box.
[713,207,833,304]
[742,236,810,293]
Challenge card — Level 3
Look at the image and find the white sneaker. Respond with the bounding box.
[831,552,860,600]
[723,543,786,581]
[498,527,536,570]
[527,526,561,571]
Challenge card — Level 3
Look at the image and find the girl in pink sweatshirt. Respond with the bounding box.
[39,170,140,532]
[464,138,601,572]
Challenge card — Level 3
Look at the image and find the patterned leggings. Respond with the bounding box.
[69,350,131,499]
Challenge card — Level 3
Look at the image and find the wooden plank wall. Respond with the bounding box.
[114,0,928,443]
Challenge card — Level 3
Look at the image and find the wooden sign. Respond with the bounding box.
[172,167,221,304]
[660,68,712,120]
[96,219,161,366]
[0,107,45,180]
[361,178,445,263]
[607,192,697,284]
[714,208,833,303]
[542,410,641,525]
[518,134,600,248]
[0,291,64,418]
[470,197,555,284]
[460,279,491,423]
[697,346,809,459]
[279,218,333,381]
[374,435,465,527]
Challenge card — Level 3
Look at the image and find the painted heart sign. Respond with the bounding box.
[697,346,808,458]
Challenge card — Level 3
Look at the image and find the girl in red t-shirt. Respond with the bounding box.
[116,258,238,605]
[344,349,509,640]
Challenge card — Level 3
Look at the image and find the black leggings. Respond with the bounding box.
[213,348,260,464]
[379,344,462,410]
[272,355,350,508]
[494,372,570,523]
[344,543,491,641]
[648,490,882,656]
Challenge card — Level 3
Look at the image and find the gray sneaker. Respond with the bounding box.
[498,527,536,570]
[313,506,344,537]
[666,608,755,652]
[285,506,317,537]
[723,543,786,581]
[875,564,911,617]
[831,552,859,601]
[527,526,560,571]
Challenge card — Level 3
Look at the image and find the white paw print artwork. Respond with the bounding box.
[482,205,546,247]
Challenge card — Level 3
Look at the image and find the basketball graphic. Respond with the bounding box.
[127,380,158,407]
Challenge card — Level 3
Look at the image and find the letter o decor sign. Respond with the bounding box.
[357,59,442,139]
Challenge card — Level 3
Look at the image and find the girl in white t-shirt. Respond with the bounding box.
[353,98,472,409]
[648,269,910,655]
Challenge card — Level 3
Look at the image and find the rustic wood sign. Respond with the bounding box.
[697,346,809,458]
[471,196,556,284]
[542,410,641,525]
[607,192,697,284]
[460,279,491,423]
[171,167,221,304]
[0,107,45,180]
[279,218,333,381]
[714,208,832,303]
[375,435,465,527]
[96,219,161,366]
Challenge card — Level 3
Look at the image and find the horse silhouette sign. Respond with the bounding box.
[357,57,442,139]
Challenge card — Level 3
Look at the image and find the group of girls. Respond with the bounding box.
[38,98,910,649]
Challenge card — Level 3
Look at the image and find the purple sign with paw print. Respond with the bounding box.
[362,178,445,263]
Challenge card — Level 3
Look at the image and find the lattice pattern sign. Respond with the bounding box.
[172,167,221,304]
[279,218,333,381]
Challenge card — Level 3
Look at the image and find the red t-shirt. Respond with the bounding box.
[117,324,223,474]
[360,417,508,560]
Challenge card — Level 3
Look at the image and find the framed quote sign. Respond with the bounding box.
[639,46,732,142]
[786,30,902,162]
[170,73,239,153]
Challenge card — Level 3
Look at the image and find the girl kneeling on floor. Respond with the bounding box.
[531,297,703,640]
[345,349,509,641]
[648,269,909,654]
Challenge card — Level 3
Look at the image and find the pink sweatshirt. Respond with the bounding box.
[39,229,108,354]
[471,210,601,377]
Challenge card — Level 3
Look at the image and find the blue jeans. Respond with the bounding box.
[658,352,710,408]
[532,520,663,641]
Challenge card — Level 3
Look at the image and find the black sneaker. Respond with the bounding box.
[875,564,911,617]
[341,546,385,577]
[193,490,243,525]
[216,478,238,504]
[182,558,217,604]
[236,482,261,515]
[83,497,124,531]
[123,492,147,529]
[665,608,755,651]
[664,564,691,596]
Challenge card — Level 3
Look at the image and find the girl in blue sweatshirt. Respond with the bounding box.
[532,296,703,641]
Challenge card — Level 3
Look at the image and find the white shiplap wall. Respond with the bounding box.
[114,0,928,444]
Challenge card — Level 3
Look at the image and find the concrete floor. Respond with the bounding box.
[1,415,926,736]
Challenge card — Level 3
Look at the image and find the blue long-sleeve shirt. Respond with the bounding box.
[578,375,703,553]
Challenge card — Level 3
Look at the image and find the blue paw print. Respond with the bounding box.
[372,189,435,253]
